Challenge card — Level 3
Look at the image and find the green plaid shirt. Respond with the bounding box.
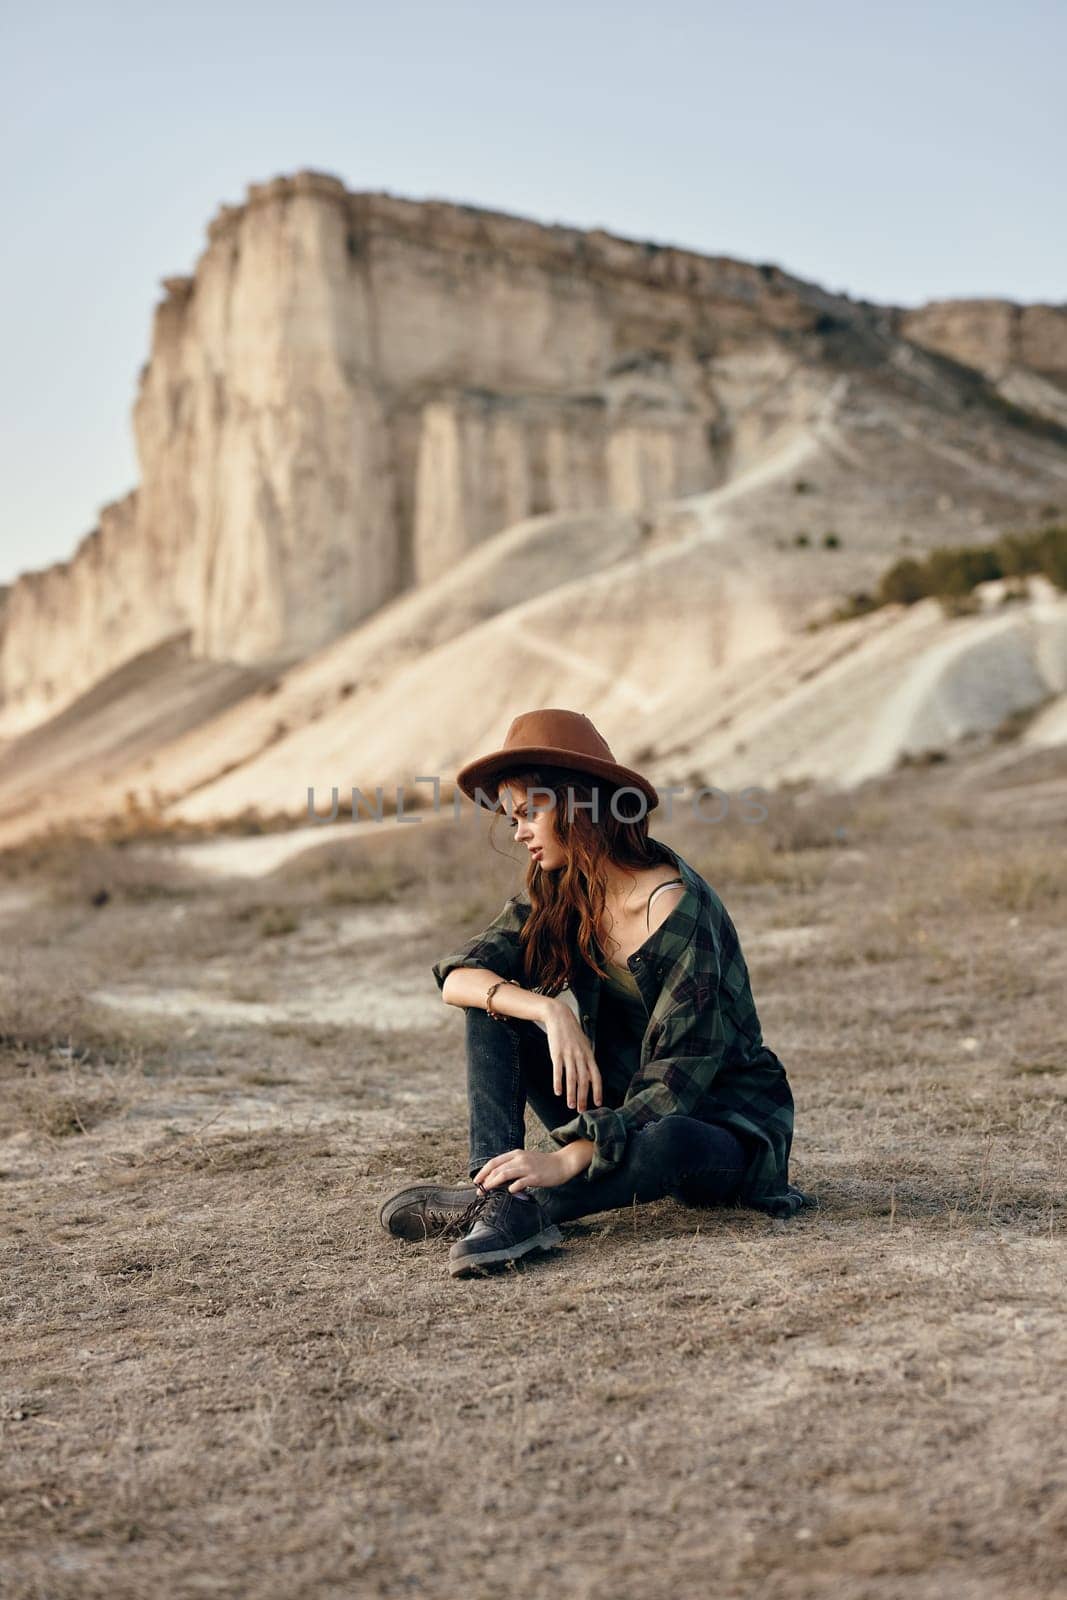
[431,838,813,1218]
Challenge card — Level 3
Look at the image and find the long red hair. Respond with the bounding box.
[488,764,676,994]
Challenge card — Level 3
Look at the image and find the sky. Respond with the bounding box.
[1,0,1064,586]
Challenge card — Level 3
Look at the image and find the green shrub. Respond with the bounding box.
[812,525,1066,629]
[878,557,929,605]
[939,593,983,618]
[1035,524,1067,587]
[877,525,1067,609]
[826,590,877,623]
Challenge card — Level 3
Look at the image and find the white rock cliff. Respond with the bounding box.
[0,171,860,734]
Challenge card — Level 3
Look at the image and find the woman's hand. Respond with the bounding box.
[473,1147,575,1192]
[542,998,604,1112]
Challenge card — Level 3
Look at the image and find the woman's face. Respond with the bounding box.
[500,781,567,871]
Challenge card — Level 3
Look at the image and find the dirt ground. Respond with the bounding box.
[1,745,1065,1600]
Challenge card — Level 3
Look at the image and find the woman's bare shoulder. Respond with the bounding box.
[641,868,686,932]
[640,860,686,893]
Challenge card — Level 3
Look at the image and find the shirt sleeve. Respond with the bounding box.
[548,957,727,1180]
[431,892,532,993]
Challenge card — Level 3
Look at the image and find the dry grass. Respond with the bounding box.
[955,844,1067,912]
[0,757,1065,1598]
[0,836,208,908]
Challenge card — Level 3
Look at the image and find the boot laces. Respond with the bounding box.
[478,1184,538,1228]
[425,1181,492,1238]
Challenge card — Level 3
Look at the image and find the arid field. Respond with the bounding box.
[1,740,1065,1600]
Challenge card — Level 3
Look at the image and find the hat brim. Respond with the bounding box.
[455,744,659,813]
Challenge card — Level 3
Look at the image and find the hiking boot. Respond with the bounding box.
[448,1188,563,1278]
[379,1181,492,1242]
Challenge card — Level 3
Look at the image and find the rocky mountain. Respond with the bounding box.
[901,300,1067,428]
[1,170,1065,841]
[0,170,850,735]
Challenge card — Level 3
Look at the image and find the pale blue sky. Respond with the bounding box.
[1,0,1064,586]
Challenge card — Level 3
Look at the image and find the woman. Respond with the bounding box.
[379,708,814,1278]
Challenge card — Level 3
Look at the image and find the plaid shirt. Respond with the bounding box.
[431,838,813,1218]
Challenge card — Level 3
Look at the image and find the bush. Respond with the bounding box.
[878,557,929,605]
[850,525,1067,619]
[924,544,1002,596]
[1035,525,1067,587]
[826,590,877,624]
[939,593,983,618]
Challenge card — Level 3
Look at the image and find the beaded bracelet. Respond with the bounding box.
[485,978,517,1020]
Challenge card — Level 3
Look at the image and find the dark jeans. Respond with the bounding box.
[465,1005,748,1225]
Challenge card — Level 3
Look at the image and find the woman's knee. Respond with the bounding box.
[465,1005,537,1040]
[658,1118,748,1205]
[641,1114,747,1176]
[465,1003,500,1034]
[638,1113,709,1168]
[466,1009,553,1092]
[465,1004,523,1071]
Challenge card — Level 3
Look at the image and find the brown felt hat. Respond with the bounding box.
[455,708,659,813]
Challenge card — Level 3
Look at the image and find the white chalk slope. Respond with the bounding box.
[1,372,1065,843]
